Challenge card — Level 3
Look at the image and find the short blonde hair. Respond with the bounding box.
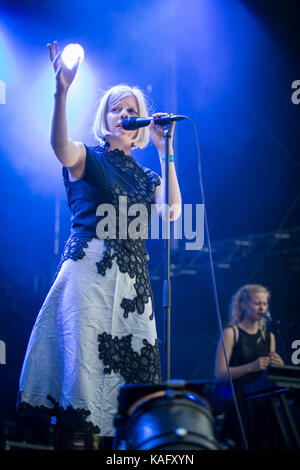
[228,284,270,340]
[92,84,150,149]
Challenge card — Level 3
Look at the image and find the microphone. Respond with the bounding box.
[264,311,272,321]
[122,114,187,130]
[264,311,280,334]
[264,312,300,330]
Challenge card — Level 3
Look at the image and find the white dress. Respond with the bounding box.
[17,143,162,437]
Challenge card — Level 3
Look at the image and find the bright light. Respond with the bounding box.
[61,43,84,69]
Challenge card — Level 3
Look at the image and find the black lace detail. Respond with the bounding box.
[56,144,160,319]
[94,146,160,320]
[98,332,162,384]
[17,394,100,434]
[96,238,154,320]
[103,144,161,189]
[53,234,94,282]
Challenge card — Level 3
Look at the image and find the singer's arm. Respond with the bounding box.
[150,114,182,221]
[269,333,284,365]
[154,152,181,221]
[48,41,86,179]
[51,90,86,178]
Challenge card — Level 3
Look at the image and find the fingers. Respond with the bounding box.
[47,43,54,61]
[269,352,283,365]
[55,64,62,79]
[47,41,58,59]
[264,358,270,367]
[54,40,59,55]
[47,41,61,67]
[47,41,64,85]
[260,359,268,369]
[150,121,163,134]
[150,113,166,132]
[152,112,169,118]
[259,356,270,370]
[150,112,176,133]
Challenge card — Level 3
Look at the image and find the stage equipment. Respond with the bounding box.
[113,381,224,450]
[149,227,300,277]
[245,364,300,449]
[123,113,187,381]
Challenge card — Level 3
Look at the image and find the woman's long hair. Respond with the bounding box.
[228,284,270,340]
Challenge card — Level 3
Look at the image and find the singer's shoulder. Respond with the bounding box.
[223,325,239,343]
[84,143,109,164]
[81,144,108,175]
[88,143,108,155]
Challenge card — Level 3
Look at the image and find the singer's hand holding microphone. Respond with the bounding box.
[150,113,175,154]
[121,113,186,130]
[122,112,185,155]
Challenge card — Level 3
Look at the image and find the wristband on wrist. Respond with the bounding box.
[160,155,174,163]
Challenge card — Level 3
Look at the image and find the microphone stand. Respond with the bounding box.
[267,318,300,333]
[162,123,172,382]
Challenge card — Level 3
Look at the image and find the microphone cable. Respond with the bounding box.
[184,116,249,450]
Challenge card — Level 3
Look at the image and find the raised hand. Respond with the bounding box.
[47,41,80,94]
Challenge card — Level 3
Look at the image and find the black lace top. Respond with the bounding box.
[63,141,161,240]
[230,326,271,387]
[55,142,161,319]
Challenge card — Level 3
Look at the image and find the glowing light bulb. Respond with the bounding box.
[61,43,84,69]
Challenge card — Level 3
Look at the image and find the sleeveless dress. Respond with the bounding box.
[16,142,162,437]
[220,326,281,449]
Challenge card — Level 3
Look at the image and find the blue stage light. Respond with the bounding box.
[61,43,84,69]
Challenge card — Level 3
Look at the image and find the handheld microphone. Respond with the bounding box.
[264,311,272,321]
[122,114,187,130]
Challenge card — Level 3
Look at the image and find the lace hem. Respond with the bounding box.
[17,394,101,434]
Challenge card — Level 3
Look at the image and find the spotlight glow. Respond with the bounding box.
[61,43,84,69]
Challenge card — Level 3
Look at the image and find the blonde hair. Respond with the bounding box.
[92,84,150,149]
[228,284,270,340]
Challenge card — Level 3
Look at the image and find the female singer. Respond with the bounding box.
[17,41,181,450]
